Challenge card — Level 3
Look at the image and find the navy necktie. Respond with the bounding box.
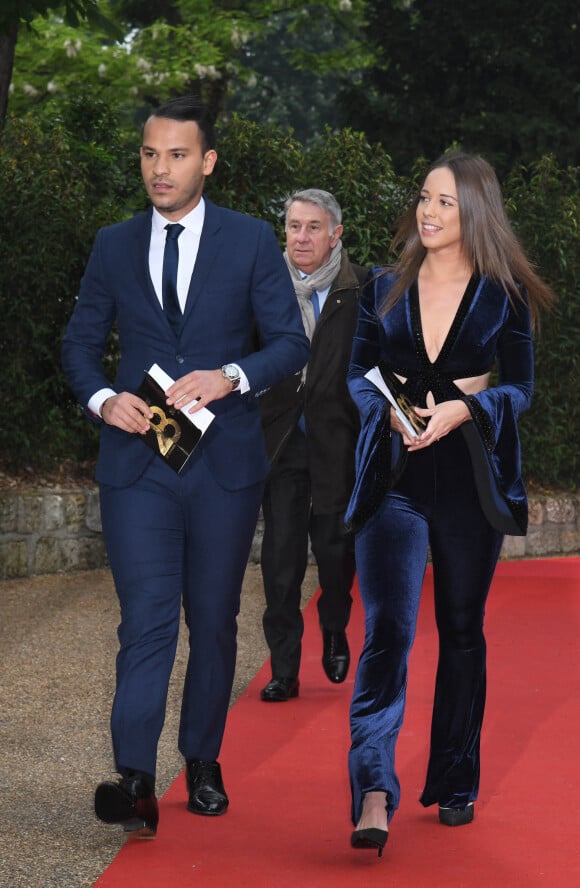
[162,223,185,332]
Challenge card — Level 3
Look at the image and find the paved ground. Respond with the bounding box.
[0,564,318,887]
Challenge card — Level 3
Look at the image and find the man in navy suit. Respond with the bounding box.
[62,95,309,839]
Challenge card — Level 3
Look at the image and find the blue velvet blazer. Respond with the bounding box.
[344,270,534,535]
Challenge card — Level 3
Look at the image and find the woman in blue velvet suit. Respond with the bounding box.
[346,152,554,856]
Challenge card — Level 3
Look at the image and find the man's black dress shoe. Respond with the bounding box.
[94,773,158,838]
[186,759,229,816]
[260,677,300,702]
[322,629,350,683]
[438,803,475,826]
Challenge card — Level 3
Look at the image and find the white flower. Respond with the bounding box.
[136,57,152,72]
[339,0,352,10]
[129,86,139,96]
[23,84,39,97]
[247,73,258,88]
[194,65,222,81]
[47,80,58,94]
[98,64,107,77]
[64,38,82,58]
[231,28,249,48]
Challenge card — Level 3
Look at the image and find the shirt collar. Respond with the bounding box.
[152,198,205,235]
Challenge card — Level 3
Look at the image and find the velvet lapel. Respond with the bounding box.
[410,274,481,368]
[181,198,223,324]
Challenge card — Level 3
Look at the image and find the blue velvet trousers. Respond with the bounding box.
[349,429,503,824]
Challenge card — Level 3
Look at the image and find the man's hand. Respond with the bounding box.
[165,369,235,414]
[101,392,152,434]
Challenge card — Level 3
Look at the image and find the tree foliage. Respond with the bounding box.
[6,0,370,128]
[338,0,580,175]
[0,94,140,464]
[505,157,580,483]
[0,104,577,487]
[0,0,115,126]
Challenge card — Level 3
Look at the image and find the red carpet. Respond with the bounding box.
[94,558,580,887]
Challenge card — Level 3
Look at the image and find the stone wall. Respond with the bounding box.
[0,488,105,579]
[0,486,578,579]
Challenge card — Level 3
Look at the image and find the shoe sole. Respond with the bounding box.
[438,804,475,826]
[186,802,229,816]
[260,687,299,702]
[260,694,299,701]
[123,818,157,839]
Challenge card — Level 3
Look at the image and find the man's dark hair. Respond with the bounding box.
[151,95,216,153]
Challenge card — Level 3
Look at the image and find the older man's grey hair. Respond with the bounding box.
[284,189,342,232]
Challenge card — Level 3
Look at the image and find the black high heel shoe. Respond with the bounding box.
[351,827,388,857]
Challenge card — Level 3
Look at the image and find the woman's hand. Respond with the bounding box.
[394,399,471,451]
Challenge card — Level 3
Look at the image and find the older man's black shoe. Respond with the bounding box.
[94,773,158,838]
[438,803,475,826]
[186,759,229,816]
[322,629,350,683]
[260,677,300,701]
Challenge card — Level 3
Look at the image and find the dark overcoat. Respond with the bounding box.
[258,250,368,514]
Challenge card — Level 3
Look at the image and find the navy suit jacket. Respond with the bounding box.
[62,199,309,490]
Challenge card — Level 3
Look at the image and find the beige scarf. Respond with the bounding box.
[284,241,343,343]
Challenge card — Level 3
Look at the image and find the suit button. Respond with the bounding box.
[176,354,184,364]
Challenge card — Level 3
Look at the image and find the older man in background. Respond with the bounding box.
[259,189,368,702]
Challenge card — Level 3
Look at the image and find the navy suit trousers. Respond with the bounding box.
[100,452,263,777]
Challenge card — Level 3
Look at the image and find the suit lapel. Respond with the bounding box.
[131,208,180,335]
[182,199,223,324]
[130,209,161,312]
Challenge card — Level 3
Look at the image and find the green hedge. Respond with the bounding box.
[0,111,577,488]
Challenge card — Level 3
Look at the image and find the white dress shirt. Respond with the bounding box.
[149,202,204,311]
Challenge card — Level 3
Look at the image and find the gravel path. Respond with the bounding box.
[0,564,318,887]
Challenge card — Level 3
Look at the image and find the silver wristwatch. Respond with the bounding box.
[221,363,241,390]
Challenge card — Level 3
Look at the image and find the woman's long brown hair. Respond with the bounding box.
[380,151,555,327]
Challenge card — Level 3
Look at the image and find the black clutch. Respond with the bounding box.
[136,370,203,473]
[364,363,427,438]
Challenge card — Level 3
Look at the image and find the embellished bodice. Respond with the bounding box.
[384,275,493,407]
[344,268,534,536]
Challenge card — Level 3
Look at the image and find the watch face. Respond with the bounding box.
[223,364,240,387]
